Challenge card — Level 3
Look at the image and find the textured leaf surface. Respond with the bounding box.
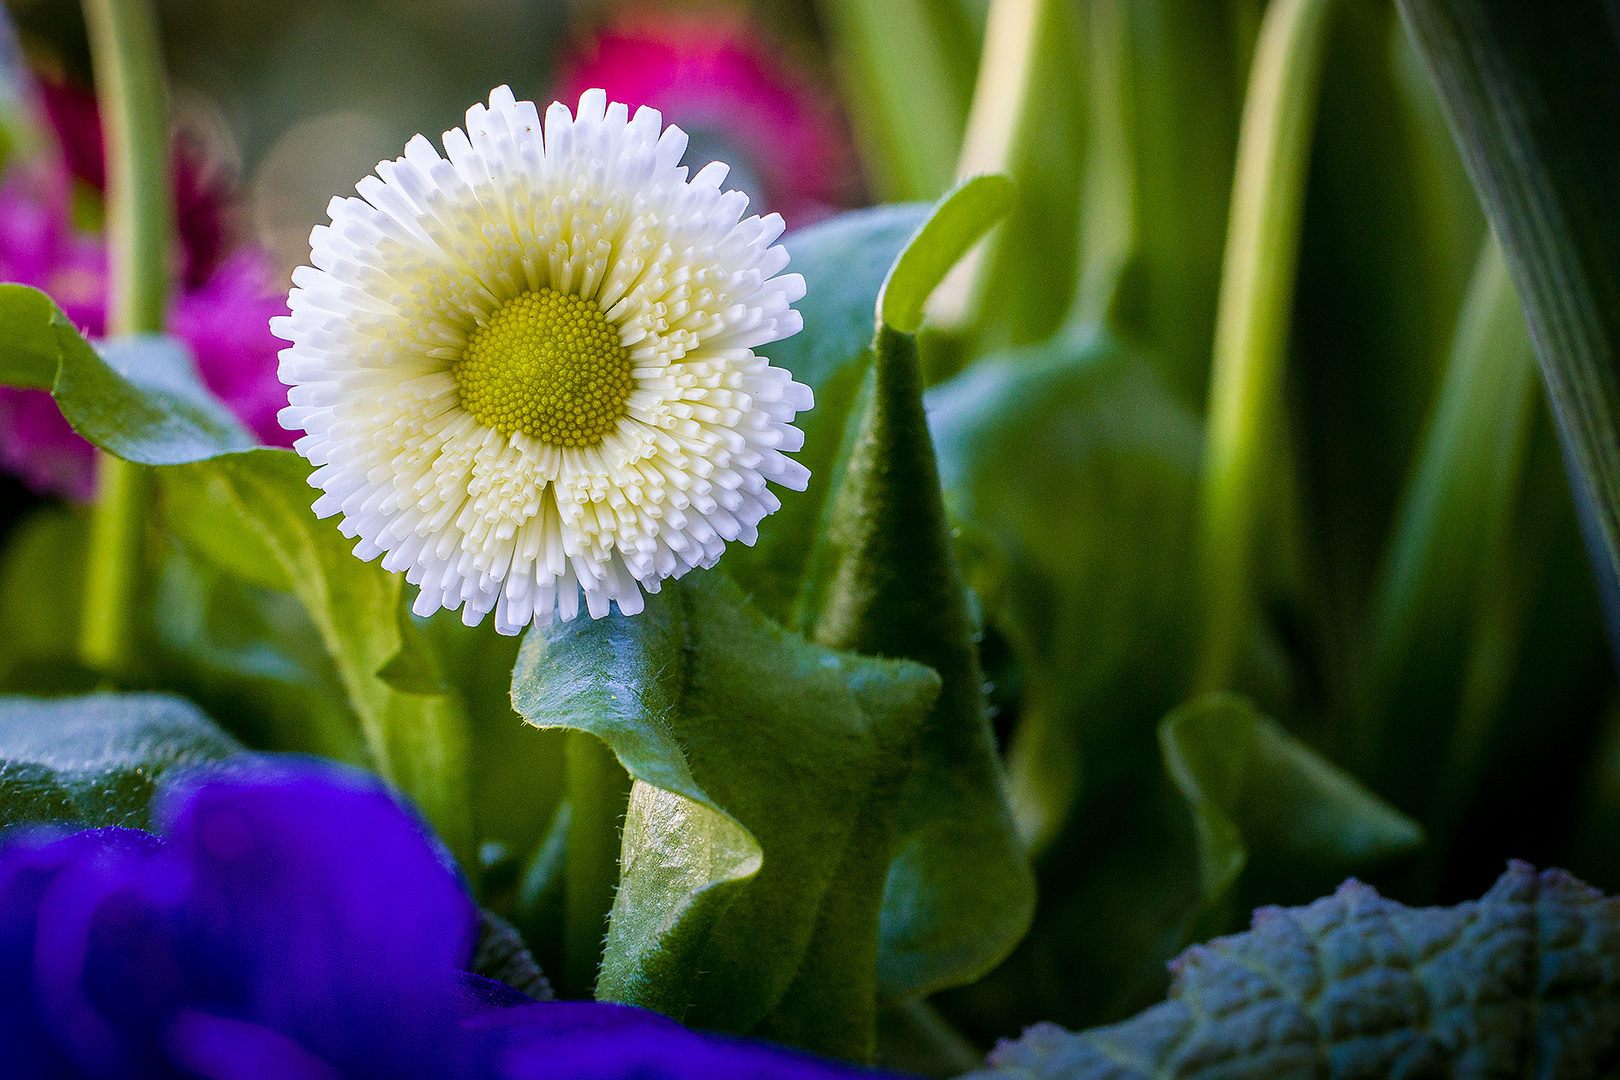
[0,692,242,830]
[0,283,253,464]
[160,447,474,862]
[970,862,1620,1079]
[511,571,939,1061]
[729,202,931,624]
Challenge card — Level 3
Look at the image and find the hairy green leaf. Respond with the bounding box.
[159,447,474,863]
[0,283,253,464]
[1394,0,1620,664]
[511,571,939,1061]
[729,202,932,625]
[814,314,1034,1002]
[930,327,1201,852]
[970,862,1620,1079]
[1161,693,1423,930]
[0,692,242,830]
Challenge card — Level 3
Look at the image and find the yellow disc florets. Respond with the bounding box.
[453,288,635,446]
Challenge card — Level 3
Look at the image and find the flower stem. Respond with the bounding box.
[563,730,631,999]
[1193,0,1337,692]
[77,0,171,676]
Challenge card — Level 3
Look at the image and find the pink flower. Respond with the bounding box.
[0,78,291,502]
[558,14,860,228]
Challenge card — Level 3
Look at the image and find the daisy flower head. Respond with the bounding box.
[274,87,812,633]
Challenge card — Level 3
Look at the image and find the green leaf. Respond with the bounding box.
[812,315,1034,998]
[159,447,474,864]
[969,862,1620,1080]
[816,0,982,202]
[879,174,1014,335]
[1159,692,1422,929]
[148,546,370,767]
[511,571,940,1061]
[942,0,1086,352]
[929,327,1202,852]
[0,691,243,830]
[1394,0,1620,667]
[727,202,932,624]
[0,283,253,464]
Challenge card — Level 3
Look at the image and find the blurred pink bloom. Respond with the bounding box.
[559,15,860,228]
[0,78,290,502]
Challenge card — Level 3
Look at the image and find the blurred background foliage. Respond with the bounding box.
[0,0,1616,1070]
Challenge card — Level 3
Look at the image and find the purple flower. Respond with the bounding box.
[0,758,907,1079]
[0,77,292,502]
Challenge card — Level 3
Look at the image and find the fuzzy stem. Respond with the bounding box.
[77,0,170,675]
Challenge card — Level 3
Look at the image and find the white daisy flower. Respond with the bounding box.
[273,87,812,633]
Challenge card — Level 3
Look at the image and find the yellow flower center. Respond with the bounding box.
[453,288,635,446]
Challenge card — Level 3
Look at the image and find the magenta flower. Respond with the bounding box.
[558,15,859,228]
[0,77,291,502]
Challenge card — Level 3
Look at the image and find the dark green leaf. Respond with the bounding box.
[474,908,553,1001]
[1394,0,1620,668]
[1160,692,1422,929]
[728,203,933,625]
[511,571,939,1061]
[0,283,253,464]
[969,863,1620,1080]
[0,691,243,830]
[930,327,1202,852]
[159,448,474,863]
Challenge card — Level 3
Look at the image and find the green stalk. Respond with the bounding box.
[78,0,170,675]
[563,730,632,999]
[1193,0,1338,692]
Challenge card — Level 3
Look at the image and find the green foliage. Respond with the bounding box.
[511,572,940,1060]
[969,862,1620,1080]
[0,507,93,692]
[0,692,242,830]
[159,448,475,863]
[0,283,252,463]
[1160,693,1422,933]
[814,181,1034,1003]
[729,202,931,625]
[1395,0,1620,664]
[930,327,1201,851]
[815,0,982,202]
[878,174,1013,334]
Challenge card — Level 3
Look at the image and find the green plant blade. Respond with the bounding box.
[0,283,252,464]
[815,0,981,202]
[879,174,1015,335]
[1160,692,1422,934]
[1394,0,1620,666]
[969,863,1620,1079]
[160,447,474,864]
[929,327,1202,853]
[0,692,242,830]
[511,572,939,1061]
[727,202,932,625]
